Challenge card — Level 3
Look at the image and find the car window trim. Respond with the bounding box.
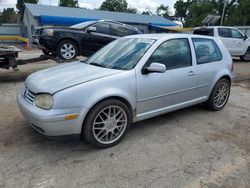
[191,37,223,65]
[86,22,111,34]
[141,38,193,73]
[230,28,244,39]
[218,28,232,38]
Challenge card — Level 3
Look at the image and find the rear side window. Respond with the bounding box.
[192,38,222,65]
[193,28,214,36]
[110,23,125,37]
[218,28,231,38]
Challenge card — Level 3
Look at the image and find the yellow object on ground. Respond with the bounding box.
[0,36,29,43]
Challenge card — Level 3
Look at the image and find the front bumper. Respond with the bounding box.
[37,36,57,51]
[17,87,88,136]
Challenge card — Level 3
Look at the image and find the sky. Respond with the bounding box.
[0,0,178,14]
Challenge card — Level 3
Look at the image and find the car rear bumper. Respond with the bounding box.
[17,87,88,136]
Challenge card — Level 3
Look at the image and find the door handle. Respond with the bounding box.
[188,71,196,76]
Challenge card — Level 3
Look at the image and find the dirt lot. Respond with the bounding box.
[0,50,249,188]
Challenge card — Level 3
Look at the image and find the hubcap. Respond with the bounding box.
[60,43,76,59]
[93,106,127,144]
[214,82,229,108]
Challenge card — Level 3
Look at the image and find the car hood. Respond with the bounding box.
[25,62,123,94]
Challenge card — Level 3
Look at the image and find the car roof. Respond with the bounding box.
[125,33,217,40]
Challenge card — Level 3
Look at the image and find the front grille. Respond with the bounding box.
[24,88,36,104]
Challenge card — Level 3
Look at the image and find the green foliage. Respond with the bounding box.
[127,8,138,14]
[224,0,250,25]
[174,0,190,24]
[16,0,38,16]
[174,0,250,27]
[58,0,78,8]
[141,11,150,15]
[0,8,19,23]
[156,4,170,18]
[99,0,128,12]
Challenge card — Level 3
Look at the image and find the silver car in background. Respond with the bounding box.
[17,34,234,148]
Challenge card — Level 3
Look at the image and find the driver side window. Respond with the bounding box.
[147,38,192,70]
[93,23,110,34]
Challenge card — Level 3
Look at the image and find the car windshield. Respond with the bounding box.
[70,21,96,29]
[84,38,155,70]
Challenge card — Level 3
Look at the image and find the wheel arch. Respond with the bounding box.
[220,75,232,85]
[56,37,80,55]
[208,74,232,98]
[81,96,134,133]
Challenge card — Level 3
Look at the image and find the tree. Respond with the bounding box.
[156,4,171,18]
[141,11,150,15]
[16,0,38,16]
[174,0,190,25]
[127,8,138,14]
[0,8,19,23]
[99,0,128,12]
[224,0,250,26]
[58,0,78,7]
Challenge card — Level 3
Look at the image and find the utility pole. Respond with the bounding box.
[220,0,227,26]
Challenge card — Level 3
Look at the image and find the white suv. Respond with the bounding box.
[193,26,250,61]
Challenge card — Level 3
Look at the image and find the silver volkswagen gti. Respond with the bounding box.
[17,34,234,148]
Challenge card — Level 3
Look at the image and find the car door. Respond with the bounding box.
[83,22,111,55]
[136,38,198,118]
[229,28,246,55]
[218,28,234,54]
[192,38,223,97]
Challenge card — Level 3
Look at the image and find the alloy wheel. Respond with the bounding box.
[92,105,127,144]
[60,43,76,59]
[214,81,229,108]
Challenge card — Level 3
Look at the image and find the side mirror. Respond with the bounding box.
[86,26,96,33]
[244,35,248,41]
[142,62,166,74]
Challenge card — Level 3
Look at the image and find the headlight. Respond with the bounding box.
[34,94,53,110]
[42,29,54,36]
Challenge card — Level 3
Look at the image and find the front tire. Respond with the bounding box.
[83,99,131,148]
[240,47,250,62]
[56,40,78,60]
[204,78,230,111]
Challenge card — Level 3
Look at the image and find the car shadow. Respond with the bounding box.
[16,104,205,155]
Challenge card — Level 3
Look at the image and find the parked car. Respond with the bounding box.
[193,26,250,61]
[17,34,233,148]
[32,20,142,60]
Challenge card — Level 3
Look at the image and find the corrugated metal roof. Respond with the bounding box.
[25,3,176,26]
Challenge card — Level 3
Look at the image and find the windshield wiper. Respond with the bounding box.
[89,62,106,68]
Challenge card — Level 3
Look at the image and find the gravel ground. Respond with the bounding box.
[0,50,249,188]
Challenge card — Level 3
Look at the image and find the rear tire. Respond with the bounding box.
[240,47,250,62]
[204,78,230,111]
[56,40,78,60]
[83,99,131,148]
